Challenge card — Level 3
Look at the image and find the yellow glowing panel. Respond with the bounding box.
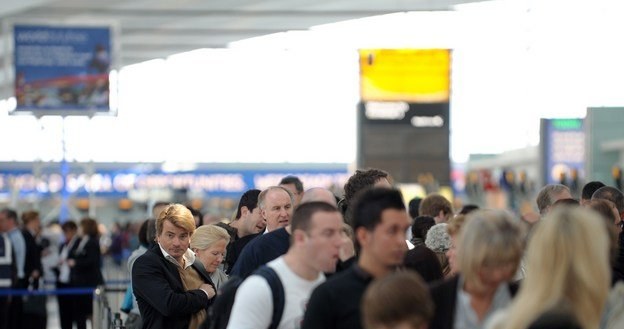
[359,49,450,103]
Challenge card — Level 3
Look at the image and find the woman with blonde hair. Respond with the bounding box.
[489,207,610,329]
[445,214,468,276]
[190,224,231,290]
[429,210,525,329]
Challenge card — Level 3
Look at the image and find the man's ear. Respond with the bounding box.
[240,206,250,217]
[292,229,307,245]
[356,227,369,248]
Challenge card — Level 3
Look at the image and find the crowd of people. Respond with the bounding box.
[0,211,104,329]
[1,170,624,329]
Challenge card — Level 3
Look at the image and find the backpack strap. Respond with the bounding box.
[254,266,285,329]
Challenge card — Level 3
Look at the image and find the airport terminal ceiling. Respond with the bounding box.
[3,0,623,165]
[0,0,486,97]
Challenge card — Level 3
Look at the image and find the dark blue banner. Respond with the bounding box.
[14,24,111,112]
[0,168,350,197]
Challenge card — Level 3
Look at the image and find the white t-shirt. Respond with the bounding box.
[226,256,325,329]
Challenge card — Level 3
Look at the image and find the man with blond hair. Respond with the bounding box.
[133,204,216,329]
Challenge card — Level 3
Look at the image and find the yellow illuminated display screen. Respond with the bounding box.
[359,49,450,103]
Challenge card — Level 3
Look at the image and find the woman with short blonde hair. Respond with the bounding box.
[429,210,525,329]
[190,224,231,290]
[458,211,524,293]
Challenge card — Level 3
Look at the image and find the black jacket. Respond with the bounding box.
[21,229,42,283]
[132,244,215,329]
[68,235,104,287]
[302,264,373,329]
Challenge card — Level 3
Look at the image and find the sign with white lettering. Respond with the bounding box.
[0,168,350,197]
[359,101,448,128]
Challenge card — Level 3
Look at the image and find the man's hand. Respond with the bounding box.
[200,284,216,299]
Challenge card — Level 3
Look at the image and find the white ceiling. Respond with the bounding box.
[0,0,486,98]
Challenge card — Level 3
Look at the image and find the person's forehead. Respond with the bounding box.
[309,211,342,228]
[378,208,410,225]
[207,239,228,249]
[162,220,190,234]
[280,183,298,193]
[554,190,572,200]
[373,178,391,188]
[266,189,291,204]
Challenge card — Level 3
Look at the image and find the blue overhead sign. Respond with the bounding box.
[0,168,350,197]
[13,24,112,113]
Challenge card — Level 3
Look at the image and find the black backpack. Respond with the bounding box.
[203,266,285,329]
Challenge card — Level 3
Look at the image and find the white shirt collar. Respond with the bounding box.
[158,243,195,269]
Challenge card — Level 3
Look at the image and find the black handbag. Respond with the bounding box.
[22,279,47,317]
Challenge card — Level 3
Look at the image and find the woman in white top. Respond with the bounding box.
[190,224,230,290]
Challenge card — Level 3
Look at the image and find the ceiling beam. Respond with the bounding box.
[15,8,442,18]
[122,27,296,36]
[121,44,226,51]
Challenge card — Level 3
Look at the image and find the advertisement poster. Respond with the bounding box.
[13,24,111,113]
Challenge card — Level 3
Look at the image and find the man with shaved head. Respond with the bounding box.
[301,187,338,206]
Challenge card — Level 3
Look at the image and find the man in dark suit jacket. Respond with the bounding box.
[20,211,45,329]
[21,211,43,289]
[133,204,216,329]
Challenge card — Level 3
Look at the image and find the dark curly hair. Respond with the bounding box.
[342,168,390,211]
